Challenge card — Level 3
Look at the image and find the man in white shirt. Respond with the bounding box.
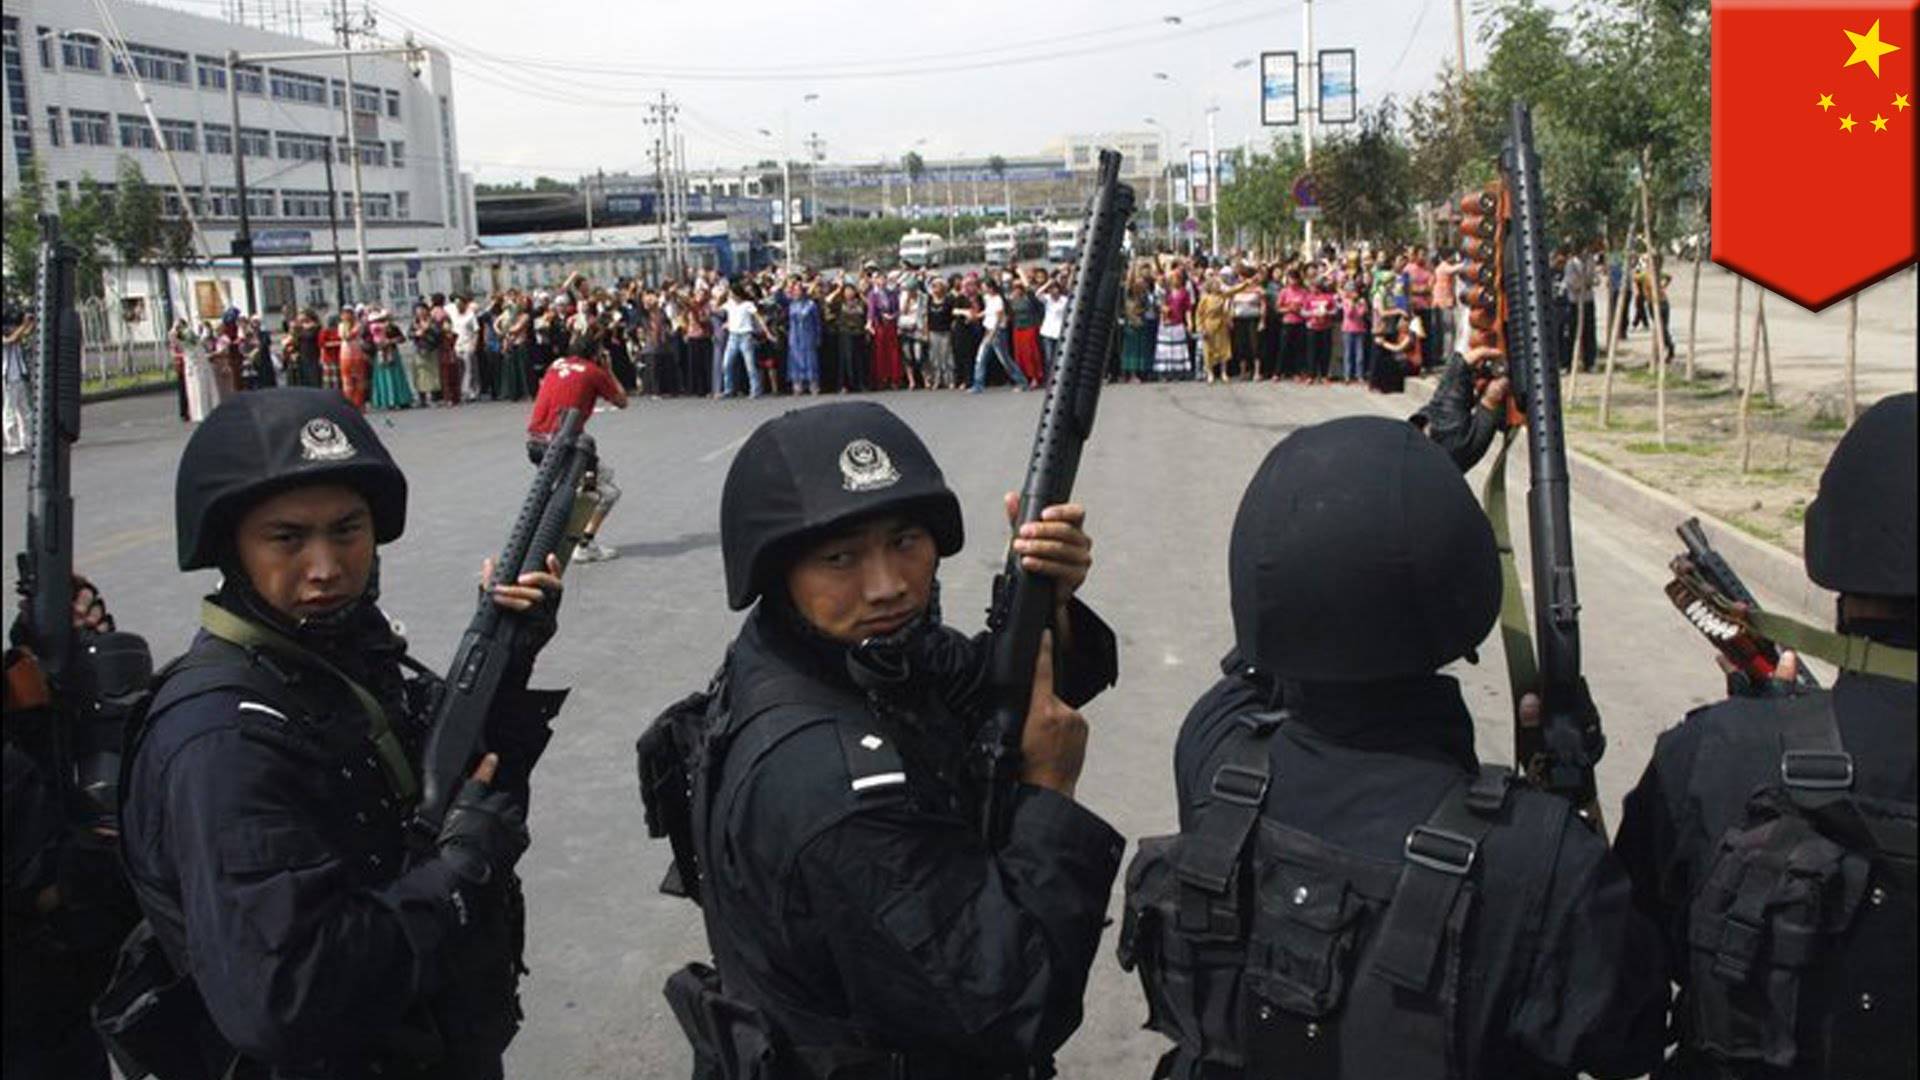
[450,295,482,400]
[721,284,769,398]
[969,279,1028,394]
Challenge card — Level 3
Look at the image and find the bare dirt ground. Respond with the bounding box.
[1557,263,1917,554]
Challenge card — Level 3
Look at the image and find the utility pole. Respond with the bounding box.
[584,169,596,245]
[1206,106,1220,256]
[676,131,690,273]
[1452,0,1469,90]
[334,0,370,301]
[1303,0,1318,255]
[224,50,262,332]
[323,136,346,309]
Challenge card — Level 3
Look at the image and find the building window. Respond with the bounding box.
[203,122,232,156]
[395,191,410,219]
[59,34,102,72]
[275,131,330,162]
[233,63,263,96]
[35,25,54,68]
[384,89,399,119]
[195,56,225,90]
[160,118,195,152]
[249,188,274,218]
[269,68,328,106]
[389,140,404,167]
[119,114,156,150]
[4,18,32,169]
[358,141,386,167]
[45,106,62,146]
[114,43,190,86]
[281,190,331,219]
[70,109,110,146]
[238,127,271,158]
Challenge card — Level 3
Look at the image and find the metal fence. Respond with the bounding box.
[78,298,173,389]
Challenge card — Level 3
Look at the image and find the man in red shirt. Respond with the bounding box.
[527,333,629,562]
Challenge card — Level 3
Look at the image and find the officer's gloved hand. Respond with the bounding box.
[1721,649,1805,699]
[436,753,529,886]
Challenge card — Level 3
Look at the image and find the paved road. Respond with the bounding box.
[3,382,1783,1078]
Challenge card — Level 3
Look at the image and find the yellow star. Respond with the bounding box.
[1840,113,1858,131]
[1871,113,1889,131]
[1844,18,1901,78]
[1896,92,1912,112]
[1817,92,1836,111]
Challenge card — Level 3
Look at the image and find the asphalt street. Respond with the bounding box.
[2,381,1783,1078]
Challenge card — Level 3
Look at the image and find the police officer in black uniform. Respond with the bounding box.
[659,400,1122,1078]
[1614,390,1918,1079]
[4,577,140,1080]
[108,387,563,1079]
[1119,415,1667,1080]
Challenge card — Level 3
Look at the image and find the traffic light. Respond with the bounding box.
[1457,184,1508,354]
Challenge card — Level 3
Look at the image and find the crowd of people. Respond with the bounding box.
[150,237,1674,427]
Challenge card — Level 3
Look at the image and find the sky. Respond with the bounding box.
[152,0,1520,182]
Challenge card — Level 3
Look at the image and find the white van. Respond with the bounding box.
[984,225,1018,266]
[1045,221,1080,263]
[898,230,947,268]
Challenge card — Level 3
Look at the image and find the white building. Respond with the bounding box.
[2,0,473,317]
[1058,132,1161,179]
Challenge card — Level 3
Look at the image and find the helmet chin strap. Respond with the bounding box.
[218,556,384,649]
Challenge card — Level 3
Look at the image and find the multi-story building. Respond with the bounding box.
[2,0,472,303]
[1057,132,1162,179]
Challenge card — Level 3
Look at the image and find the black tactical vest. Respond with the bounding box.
[1673,693,1917,1078]
[1120,709,1565,1080]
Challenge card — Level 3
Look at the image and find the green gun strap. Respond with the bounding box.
[200,600,420,802]
[1482,430,1540,709]
[1747,608,1919,683]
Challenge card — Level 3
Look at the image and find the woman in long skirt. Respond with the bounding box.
[496,305,532,401]
[866,283,903,389]
[370,314,412,409]
[1119,276,1154,382]
[1152,274,1193,381]
[785,284,823,394]
[185,323,223,421]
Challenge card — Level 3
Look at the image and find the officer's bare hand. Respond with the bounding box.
[71,575,113,633]
[1480,376,1511,410]
[1019,631,1089,799]
[1004,493,1093,599]
[479,554,563,614]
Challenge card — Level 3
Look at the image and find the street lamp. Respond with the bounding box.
[757,125,792,268]
[1143,116,1173,245]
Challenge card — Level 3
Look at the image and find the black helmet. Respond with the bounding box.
[1229,415,1500,682]
[1804,391,1916,598]
[721,401,963,610]
[175,388,407,570]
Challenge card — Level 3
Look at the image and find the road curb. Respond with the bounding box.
[82,379,177,404]
[1398,376,1829,621]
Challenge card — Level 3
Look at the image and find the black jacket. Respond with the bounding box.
[120,595,516,1079]
[695,595,1123,1076]
[1169,663,1668,1080]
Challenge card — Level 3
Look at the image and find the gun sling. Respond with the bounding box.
[198,599,419,801]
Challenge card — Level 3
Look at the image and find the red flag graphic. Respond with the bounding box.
[1712,0,1918,311]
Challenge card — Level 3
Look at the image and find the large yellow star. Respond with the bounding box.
[1871,113,1889,131]
[1840,113,1858,131]
[1844,19,1901,77]
[1896,92,1912,112]
[1817,92,1836,111]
